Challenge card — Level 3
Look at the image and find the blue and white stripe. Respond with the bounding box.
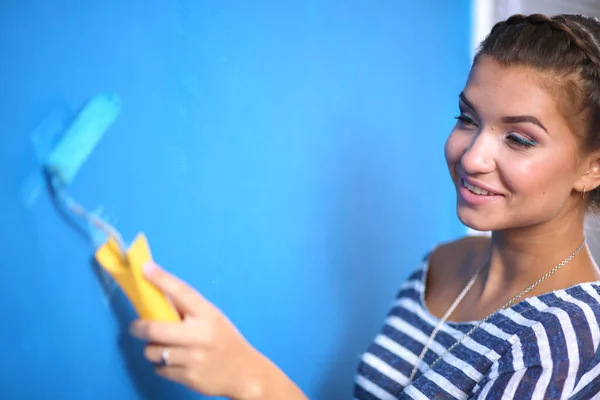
[354,254,600,399]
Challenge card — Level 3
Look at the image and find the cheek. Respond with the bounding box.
[501,160,535,192]
[501,155,573,196]
[444,130,466,165]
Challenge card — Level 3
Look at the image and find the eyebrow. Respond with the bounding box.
[501,116,548,133]
[458,92,549,134]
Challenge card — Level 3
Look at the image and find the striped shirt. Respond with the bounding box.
[354,251,600,399]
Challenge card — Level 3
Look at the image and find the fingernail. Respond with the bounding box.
[143,262,156,277]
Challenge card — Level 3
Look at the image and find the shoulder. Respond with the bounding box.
[477,285,600,397]
[399,236,487,287]
[525,283,600,359]
[427,235,490,289]
[429,234,490,263]
[518,282,600,348]
[494,282,600,362]
[391,236,483,301]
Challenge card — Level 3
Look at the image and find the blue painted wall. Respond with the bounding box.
[0,1,471,399]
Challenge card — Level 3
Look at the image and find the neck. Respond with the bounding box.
[482,209,590,296]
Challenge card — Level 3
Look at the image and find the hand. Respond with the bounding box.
[129,262,265,399]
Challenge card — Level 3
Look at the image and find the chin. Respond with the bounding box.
[456,204,551,233]
[457,214,494,232]
[456,205,502,232]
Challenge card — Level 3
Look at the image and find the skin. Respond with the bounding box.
[129,55,600,398]
[428,55,600,322]
[130,262,308,400]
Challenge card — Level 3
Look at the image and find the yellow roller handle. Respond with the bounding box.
[95,233,181,322]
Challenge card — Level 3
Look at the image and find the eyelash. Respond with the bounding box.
[454,114,537,148]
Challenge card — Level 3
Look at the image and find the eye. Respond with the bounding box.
[454,114,477,127]
[507,133,537,148]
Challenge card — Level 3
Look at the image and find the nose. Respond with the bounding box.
[460,131,495,174]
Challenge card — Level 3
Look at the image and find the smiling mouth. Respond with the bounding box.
[462,179,498,196]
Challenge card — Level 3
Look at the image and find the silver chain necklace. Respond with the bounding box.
[407,238,586,383]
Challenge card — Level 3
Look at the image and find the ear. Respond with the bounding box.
[575,151,600,194]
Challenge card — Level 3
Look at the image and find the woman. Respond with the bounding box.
[129,13,600,399]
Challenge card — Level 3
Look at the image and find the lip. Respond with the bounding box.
[460,176,502,195]
[458,177,504,206]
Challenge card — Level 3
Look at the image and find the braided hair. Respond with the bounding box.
[476,13,600,210]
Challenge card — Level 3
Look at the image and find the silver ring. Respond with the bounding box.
[159,347,170,366]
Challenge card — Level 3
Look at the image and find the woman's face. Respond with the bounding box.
[445,55,585,232]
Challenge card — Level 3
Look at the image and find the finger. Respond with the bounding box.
[143,262,210,316]
[154,364,188,386]
[129,319,198,346]
[143,344,191,367]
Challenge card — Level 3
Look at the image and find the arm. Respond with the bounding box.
[240,352,309,400]
[129,262,308,400]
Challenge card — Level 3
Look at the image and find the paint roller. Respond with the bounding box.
[43,93,180,322]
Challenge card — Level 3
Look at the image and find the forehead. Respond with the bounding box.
[463,55,561,118]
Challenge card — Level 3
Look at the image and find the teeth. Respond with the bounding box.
[463,180,493,195]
